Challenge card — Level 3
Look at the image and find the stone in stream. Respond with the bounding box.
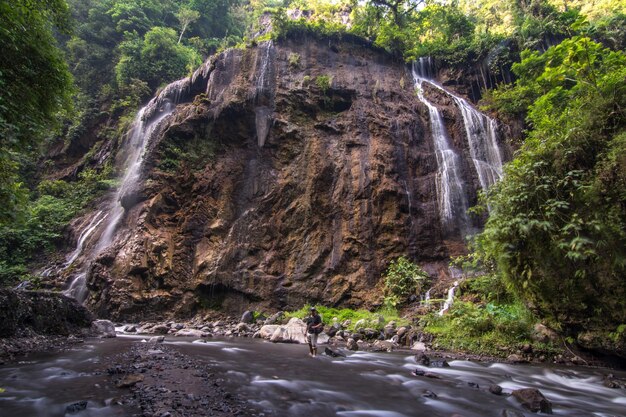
[65,401,88,414]
[489,384,503,395]
[147,336,165,344]
[91,320,116,338]
[421,390,438,398]
[511,388,552,414]
[415,351,430,366]
[175,328,205,338]
[241,310,254,324]
[429,359,450,368]
[324,347,346,357]
[603,374,626,388]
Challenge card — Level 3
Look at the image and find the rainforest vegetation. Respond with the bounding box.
[1,0,625,355]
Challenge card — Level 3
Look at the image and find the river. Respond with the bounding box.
[1,336,625,417]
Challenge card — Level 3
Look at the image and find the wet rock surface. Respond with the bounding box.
[109,343,254,417]
[0,289,93,361]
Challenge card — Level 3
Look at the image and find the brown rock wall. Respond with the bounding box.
[84,38,491,320]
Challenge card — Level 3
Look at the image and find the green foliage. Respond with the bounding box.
[285,304,408,331]
[383,256,429,306]
[156,133,217,173]
[421,301,540,356]
[115,26,201,90]
[288,52,301,68]
[475,36,626,333]
[315,74,332,94]
[0,0,74,223]
[0,167,114,286]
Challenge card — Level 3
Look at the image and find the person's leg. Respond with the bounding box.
[307,334,314,356]
[311,333,318,357]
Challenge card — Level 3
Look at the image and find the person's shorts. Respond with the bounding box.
[307,333,318,347]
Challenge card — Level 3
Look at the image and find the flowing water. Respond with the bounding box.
[411,58,504,231]
[62,80,188,302]
[1,337,625,417]
[411,63,468,231]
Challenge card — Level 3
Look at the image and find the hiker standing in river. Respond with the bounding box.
[306,307,323,357]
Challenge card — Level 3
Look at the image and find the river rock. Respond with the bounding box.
[116,374,144,388]
[235,322,249,332]
[259,325,280,339]
[148,336,165,343]
[511,388,552,414]
[269,318,308,344]
[65,401,88,414]
[123,324,137,333]
[92,320,116,338]
[265,312,283,325]
[241,311,254,324]
[603,374,626,389]
[372,340,394,352]
[175,329,205,338]
[415,352,430,366]
[346,338,358,351]
[324,347,346,357]
[507,354,528,364]
[383,324,396,339]
[489,384,503,395]
[152,324,169,335]
[531,324,559,344]
[411,341,428,351]
[429,359,450,368]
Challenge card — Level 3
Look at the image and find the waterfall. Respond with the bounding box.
[96,101,175,252]
[451,97,503,191]
[254,41,274,148]
[63,79,188,303]
[64,210,105,268]
[413,58,503,192]
[438,280,460,316]
[411,57,504,232]
[411,61,469,229]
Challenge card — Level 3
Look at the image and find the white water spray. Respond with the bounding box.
[411,62,468,228]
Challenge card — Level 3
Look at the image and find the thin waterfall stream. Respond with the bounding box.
[62,89,181,302]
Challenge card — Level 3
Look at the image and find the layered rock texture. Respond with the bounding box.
[57,37,506,320]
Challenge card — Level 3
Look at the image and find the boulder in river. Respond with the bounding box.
[270,318,307,343]
[92,320,116,338]
[65,401,88,414]
[511,388,552,414]
[175,329,205,338]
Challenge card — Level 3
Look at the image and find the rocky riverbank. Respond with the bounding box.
[0,289,94,362]
[107,342,255,417]
[111,310,623,369]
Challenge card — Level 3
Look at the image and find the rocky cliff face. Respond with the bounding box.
[58,37,507,320]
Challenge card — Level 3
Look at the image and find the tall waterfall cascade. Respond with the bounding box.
[62,86,184,302]
[412,57,504,230]
[411,63,469,230]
